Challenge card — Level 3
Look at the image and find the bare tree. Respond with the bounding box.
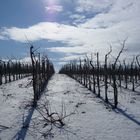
[104,46,112,102]
[112,38,127,108]
[30,45,55,106]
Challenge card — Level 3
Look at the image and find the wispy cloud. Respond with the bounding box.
[75,0,114,13]
[0,34,6,40]
[47,45,93,54]
[69,14,86,24]
[45,5,63,12]
[59,54,84,61]
[79,0,139,29]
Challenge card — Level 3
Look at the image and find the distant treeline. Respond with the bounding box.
[0,45,55,106]
[59,40,140,108]
[0,60,32,85]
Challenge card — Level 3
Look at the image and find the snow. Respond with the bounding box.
[0,74,140,140]
[0,77,33,139]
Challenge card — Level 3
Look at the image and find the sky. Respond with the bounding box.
[0,0,140,70]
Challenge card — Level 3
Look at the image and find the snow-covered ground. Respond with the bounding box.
[0,74,140,140]
[0,77,33,140]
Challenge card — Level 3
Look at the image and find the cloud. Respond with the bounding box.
[0,0,140,63]
[59,54,84,61]
[70,14,85,20]
[69,14,86,24]
[19,57,31,63]
[75,0,115,13]
[0,35,6,40]
[0,22,89,46]
[47,45,93,54]
[79,0,140,29]
[45,5,63,12]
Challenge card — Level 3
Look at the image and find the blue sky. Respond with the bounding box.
[0,0,140,70]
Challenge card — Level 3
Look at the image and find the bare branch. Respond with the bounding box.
[136,54,140,68]
[114,38,127,66]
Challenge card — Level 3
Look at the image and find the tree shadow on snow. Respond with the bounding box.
[95,94,140,127]
[114,107,140,126]
[11,106,35,140]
